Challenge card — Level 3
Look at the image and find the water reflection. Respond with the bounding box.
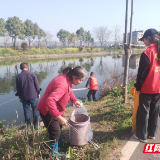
[122,54,140,69]
[0,55,140,124]
[58,58,93,74]
[0,57,94,95]
[0,55,141,95]
[95,56,108,76]
[0,66,17,94]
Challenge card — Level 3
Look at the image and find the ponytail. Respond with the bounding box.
[63,66,87,80]
[157,41,160,64]
[156,32,160,64]
[150,34,160,65]
[63,67,73,74]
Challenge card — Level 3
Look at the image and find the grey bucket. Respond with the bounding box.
[69,114,90,146]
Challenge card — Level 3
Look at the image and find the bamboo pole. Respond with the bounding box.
[123,0,129,103]
[123,0,134,103]
[72,88,88,91]
[72,88,102,91]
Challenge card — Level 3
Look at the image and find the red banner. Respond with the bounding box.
[143,143,160,153]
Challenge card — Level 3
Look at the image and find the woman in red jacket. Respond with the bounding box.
[37,66,87,157]
[133,29,160,143]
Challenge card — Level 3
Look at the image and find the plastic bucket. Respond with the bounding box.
[69,114,90,146]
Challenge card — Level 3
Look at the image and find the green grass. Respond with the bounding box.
[0,48,105,57]
[0,81,135,160]
[63,81,134,159]
[99,120,107,125]
[65,107,73,112]
[0,47,144,57]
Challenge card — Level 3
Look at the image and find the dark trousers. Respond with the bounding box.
[22,97,39,127]
[40,112,61,142]
[136,93,160,140]
[87,90,97,101]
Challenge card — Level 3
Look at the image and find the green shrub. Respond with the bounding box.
[79,46,83,51]
[86,48,91,52]
[21,42,28,52]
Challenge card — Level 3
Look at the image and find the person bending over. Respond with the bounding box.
[85,72,98,101]
[37,66,87,158]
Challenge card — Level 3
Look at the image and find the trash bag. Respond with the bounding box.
[71,99,93,140]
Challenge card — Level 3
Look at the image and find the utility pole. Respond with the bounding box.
[123,0,134,103]
[124,0,129,45]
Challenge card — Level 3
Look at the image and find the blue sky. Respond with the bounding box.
[0,0,160,41]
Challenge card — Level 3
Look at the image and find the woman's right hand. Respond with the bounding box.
[56,115,68,126]
[136,91,141,95]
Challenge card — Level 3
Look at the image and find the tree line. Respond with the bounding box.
[0,16,122,49]
[57,28,94,47]
[57,25,122,49]
[0,16,50,49]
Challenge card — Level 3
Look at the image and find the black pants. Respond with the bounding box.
[87,90,97,101]
[136,93,160,140]
[40,112,61,142]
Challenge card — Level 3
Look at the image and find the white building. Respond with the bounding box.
[132,30,144,43]
[124,30,145,44]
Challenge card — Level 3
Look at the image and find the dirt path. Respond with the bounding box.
[0,51,122,61]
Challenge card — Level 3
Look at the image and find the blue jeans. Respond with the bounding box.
[22,97,39,127]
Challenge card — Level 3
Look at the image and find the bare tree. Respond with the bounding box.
[2,32,11,49]
[54,41,57,48]
[43,31,53,47]
[93,26,112,50]
[114,25,121,46]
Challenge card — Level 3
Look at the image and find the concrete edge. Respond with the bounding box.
[120,135,139,160]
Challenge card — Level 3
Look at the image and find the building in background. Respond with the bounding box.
[132,30,144,44]
[124,30,145,45]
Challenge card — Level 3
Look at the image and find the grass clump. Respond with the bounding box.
[0,81,135,160]
[63,81,134,160]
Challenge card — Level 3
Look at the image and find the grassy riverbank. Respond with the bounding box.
[0,47,145,61]
[0,81,135,160]
[0,48,122,56]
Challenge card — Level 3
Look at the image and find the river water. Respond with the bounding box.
[0,55,140,125]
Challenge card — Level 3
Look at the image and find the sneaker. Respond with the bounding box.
[133,133,139,140]
[139,139,147,143]
[133,133,147,143]
[148,136,155,139]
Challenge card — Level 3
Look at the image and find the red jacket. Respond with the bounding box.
[89,76,98,90]
[37,74,77,117]
[141,43,160,93]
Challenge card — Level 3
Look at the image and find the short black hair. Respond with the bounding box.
[20,62,28,70]
[90,72,94,76]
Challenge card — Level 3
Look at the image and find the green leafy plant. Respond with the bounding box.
[109,86,123,97]
[21,42,28,52]
[0,120,6,128]
[68,146,73,159]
